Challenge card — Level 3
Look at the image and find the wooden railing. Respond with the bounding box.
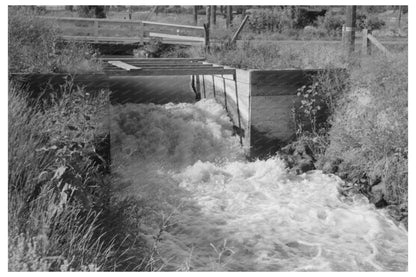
[39,16,208,46]
[362,28,392,57]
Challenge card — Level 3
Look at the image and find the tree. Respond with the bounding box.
[77,6,107,18]
[193,6,198,25]
[226,6,233,28]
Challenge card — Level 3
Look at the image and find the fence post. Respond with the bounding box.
[341,24,346,44]
[94,20,99,42]
[362,28,372,56]
[344,6,357,56]
[203,23,210,52]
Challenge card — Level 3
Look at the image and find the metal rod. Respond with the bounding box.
[202,75,206,98]
[234,80,243,145]
[212,75,216,98]
[222,75,228,112]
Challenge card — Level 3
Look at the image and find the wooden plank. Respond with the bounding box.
[142,20,205,30]
[40,16,204,30]
[101,57,206,62]
[61,35,143,41]
[148,32,205,42]
[362,29,371,56]
[230,15,249,44]
[123,65,214,69]
[105,68,235,76]
[107,61,142,71]
[367,34,391,56]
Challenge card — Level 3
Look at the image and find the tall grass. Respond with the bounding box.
[202,40,348,70]
[320,52,408,208]
[8,6,101,73]
[8,82,116,271]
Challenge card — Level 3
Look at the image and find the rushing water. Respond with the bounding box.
[110,99,407,271]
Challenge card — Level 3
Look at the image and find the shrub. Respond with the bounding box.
[247,7,292,33]
[292,68,349,158]
[8,6,101,73]
[357,13,386,31]
[316,12,344,37]
[322,53,407,207]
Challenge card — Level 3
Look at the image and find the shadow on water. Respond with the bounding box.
[109,76,197,105]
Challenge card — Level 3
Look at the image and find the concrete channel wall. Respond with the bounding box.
[197,67,320,158]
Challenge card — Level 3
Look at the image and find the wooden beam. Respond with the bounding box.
[107,61,142,71]
[105,68,235,76]
[122,64,213,68]
[367,34,391,56]
[101,57,206,62]
[39,16,205,30]
[142,20,205,30]
[148,32,205,42]
[362,28,371,56]
[230,15,249,44]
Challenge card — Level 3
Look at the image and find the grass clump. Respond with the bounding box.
[202,40,348,70]
[319,53,408,209]
[8,6,101,73]
[8,82,116,271]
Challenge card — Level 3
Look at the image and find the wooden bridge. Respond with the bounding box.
[40,16,209,46]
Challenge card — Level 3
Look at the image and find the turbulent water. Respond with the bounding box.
[111,99,408,271]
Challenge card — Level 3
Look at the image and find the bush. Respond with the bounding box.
[248,7,292,33]
[8,6,101,73]
[322,53,407,207]
[357,13,386,31]
[316,12,344,37]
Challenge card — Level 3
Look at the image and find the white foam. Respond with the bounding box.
[111,99,408,271]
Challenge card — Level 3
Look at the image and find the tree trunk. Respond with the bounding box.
[193,6,198,25]
[206,6,211,29]
[211,6,216,26]
[226,6,233,28]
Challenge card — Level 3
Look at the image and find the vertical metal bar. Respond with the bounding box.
[222,75,228,112]
[202,75,206,98]
[195,75,201,100]
[234,80,243,145]
[212,75,216,98]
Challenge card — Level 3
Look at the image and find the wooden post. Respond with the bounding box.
[94,20,99,42]
[206,6,211,28]
[341,24,346,44]
[362,28,371,56]
[203,23,210,52]
[226,6,233,29]
[344,6,357,56]
[211,6,216,26]
[193,6,198,25]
